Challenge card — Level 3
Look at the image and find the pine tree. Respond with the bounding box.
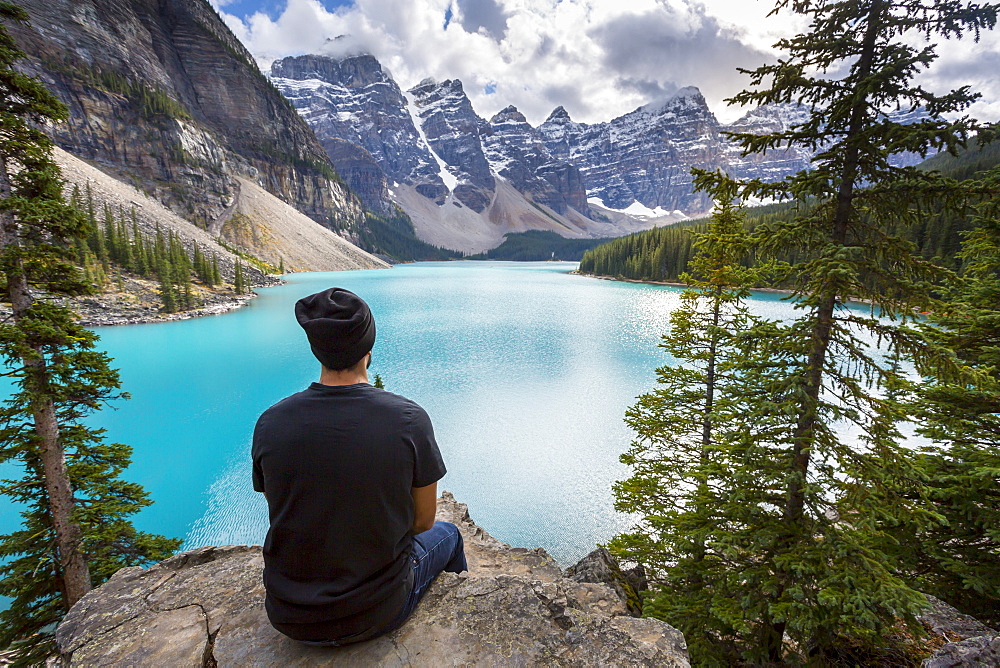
[192,244,205,282]
[234,260,245,294]
[118,208,135,273]
[133,221,148,277]
[211,253,221,286]
[157,253,176,313]
[0,5,178,661]
[279,256,285,275]
[373,374,385,389]
[887,169,1000,626]
[610,176,779,663]
[167,232,193,310]
[688,0,998,662]
[103,204,117,261]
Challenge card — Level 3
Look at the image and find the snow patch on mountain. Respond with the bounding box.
[589,197,688,220]
[405,92,458,194]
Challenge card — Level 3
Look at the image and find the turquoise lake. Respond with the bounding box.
[1,261,865,566]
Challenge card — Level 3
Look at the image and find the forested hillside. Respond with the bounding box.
[579,141,1000,282]
[467,231,607,261]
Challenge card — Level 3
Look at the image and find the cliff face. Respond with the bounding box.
[407,78,496,213]
[8,0,364,232]
[55,493,691,667]
[271,54,441,215]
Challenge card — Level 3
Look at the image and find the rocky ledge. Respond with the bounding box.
[55,493,690,667]
[919,595,999,668]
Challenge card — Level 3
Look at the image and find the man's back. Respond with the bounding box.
[252,381,445,636]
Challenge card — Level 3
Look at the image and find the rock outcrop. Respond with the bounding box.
[55,493,689,667]
[565,547,647,618]
[919,595,999,668]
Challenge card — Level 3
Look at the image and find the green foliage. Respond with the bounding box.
[355,209,461,262]
[372,374,384,389]
[0,304,181,660]
[467,230,606,261]
[610,178,780,664]
[233,260,245,295]
[887,169,1000,626]
[43,56,190,122]
[579,222,702,281]
[75,193,222,311]
[614,0,1000,663]
[0,5,179,660]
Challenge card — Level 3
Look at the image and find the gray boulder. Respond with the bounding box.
[565,547,647,617]
[55,492,689,666]
[919,594,998,668]
[922,635,1000,668]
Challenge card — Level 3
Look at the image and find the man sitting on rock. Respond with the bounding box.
[252,287,467,646]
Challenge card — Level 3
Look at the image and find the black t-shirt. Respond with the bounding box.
[252,382,446,636]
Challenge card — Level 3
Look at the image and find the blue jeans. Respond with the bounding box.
[381,520,467,633]
[299,521,466,646]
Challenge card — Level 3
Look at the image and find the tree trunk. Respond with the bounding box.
[693,291,722,566]
[0,155,92,609]
[768,1,888,658]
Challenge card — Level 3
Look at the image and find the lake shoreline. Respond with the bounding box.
[75,291,261,327]
[0,275,282,328]
[573,271,877,305]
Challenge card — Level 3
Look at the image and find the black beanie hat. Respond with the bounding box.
[295,288,376,370]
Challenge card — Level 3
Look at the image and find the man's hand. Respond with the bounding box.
[411,482,437,535]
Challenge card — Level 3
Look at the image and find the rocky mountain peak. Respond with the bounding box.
[727,102,812,134]
[491,105,528,125]
[270,53,443,214]
[407,77,495,211]
[271,53,389,88]
[545,106,573,123]
[634,85,712,119]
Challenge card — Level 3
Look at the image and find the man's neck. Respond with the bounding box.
[318,366,369,387]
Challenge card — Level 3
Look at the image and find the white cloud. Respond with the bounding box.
[220,0,1000,126]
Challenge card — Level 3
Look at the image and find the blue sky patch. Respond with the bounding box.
[218,0,353,20]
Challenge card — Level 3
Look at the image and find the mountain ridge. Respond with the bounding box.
[7,0,380,261]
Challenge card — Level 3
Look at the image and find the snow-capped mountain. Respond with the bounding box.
[270,54,444,215]
[270,53,932,253]
[482,105,590,216]
[271,55,663,253]
[538,87,727,213]
[406,78,495,212]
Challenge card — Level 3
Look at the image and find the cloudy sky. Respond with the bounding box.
[211,0,1000,126]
